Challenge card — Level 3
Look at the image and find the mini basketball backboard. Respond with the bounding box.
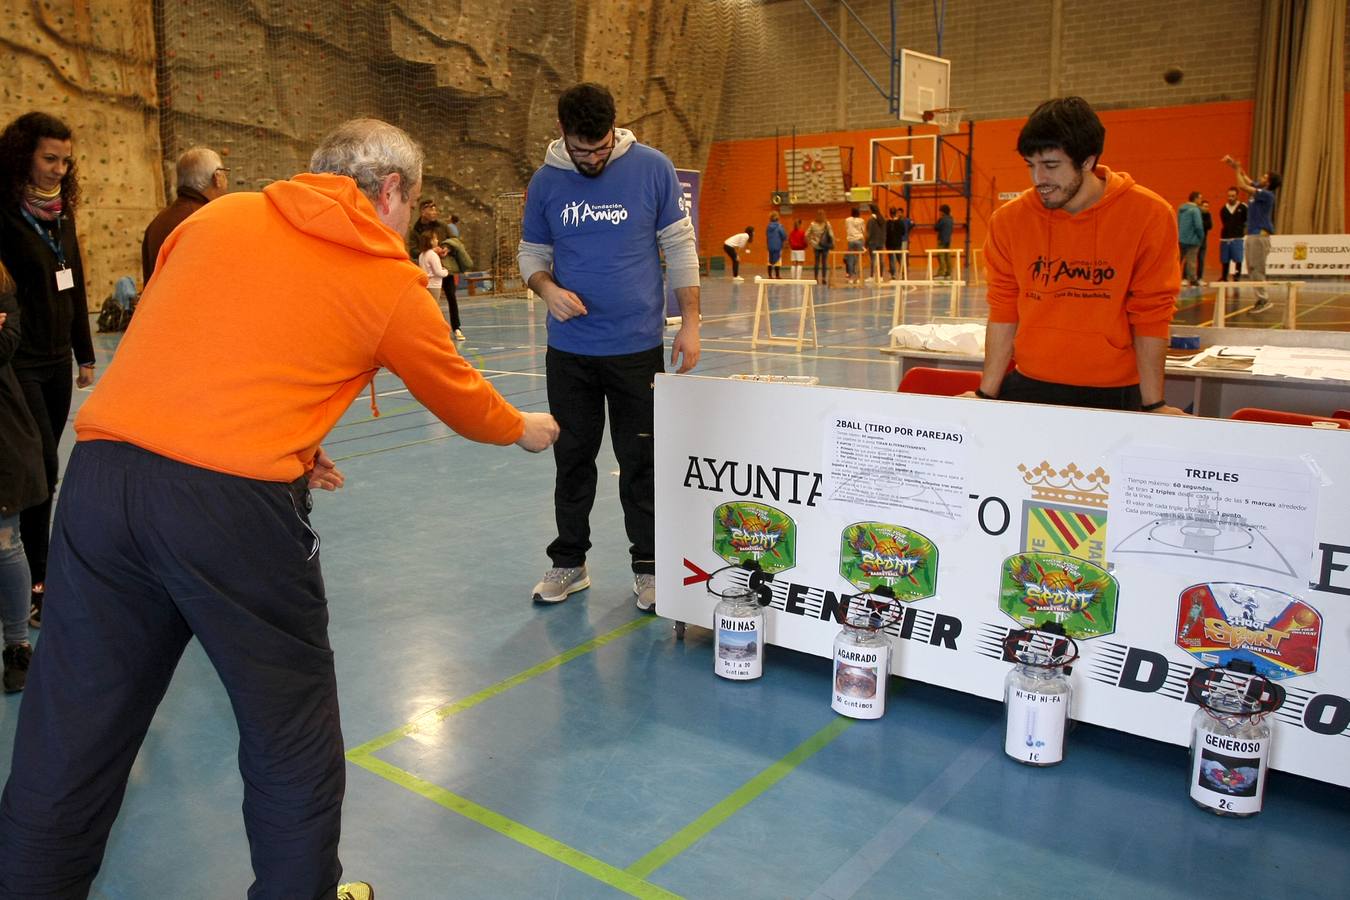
[870,134,937,187]
[900,49,950,123]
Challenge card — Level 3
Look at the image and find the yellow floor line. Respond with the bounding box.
[344,616,676,896]
[348,751,681,900]
[625,717,855,879]
[346,616,656,759]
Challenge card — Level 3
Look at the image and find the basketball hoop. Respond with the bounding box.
[923,107,966,135]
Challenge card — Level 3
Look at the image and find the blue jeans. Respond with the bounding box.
[0,513,30,647]
[846,240,863,277]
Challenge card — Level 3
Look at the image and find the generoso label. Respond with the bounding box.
[832,644,889,719]
[1004,687,1066,764]
[1190,728,1268,814]
[715,615,763,680]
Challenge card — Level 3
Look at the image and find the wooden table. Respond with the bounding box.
[1208,280,1305,328]
[925,248,964,281]
[751,276,819,351]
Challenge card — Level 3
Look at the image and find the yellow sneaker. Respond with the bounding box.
[337,883,373,900]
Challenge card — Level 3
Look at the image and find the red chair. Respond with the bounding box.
[897,367,982,396]
[1229,408,1350,428]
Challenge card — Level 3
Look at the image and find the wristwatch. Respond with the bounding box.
[1140,399,1166,412]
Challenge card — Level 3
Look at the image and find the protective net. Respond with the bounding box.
[152,0,749,294]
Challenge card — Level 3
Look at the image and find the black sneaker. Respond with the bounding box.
[3,643,32,693]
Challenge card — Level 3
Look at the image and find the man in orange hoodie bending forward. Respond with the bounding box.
[974,96,1185,415]
[0,119,558,899]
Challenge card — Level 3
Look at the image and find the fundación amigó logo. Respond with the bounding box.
[559,200,630,227]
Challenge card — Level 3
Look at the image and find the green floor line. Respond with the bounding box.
[345,616,657,758]
[624,716,856,879]
[349,751,681,900]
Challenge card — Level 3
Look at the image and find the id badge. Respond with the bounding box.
[55,268,75,292]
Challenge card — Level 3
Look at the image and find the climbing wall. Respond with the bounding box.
[155,0,737,290]
[0,0,161,303]
[1,1,738,300]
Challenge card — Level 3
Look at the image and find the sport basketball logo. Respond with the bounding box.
[1175,582,1321,680]
[838,522,938,601]
[712,502,797,573]
[998,552,1119,639]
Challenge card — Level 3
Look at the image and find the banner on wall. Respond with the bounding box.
[654,376,1350,787]
[665,168,701,318]
[1265,234,1350,276]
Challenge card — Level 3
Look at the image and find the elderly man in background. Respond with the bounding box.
[0,118,558,900]
[140,146,229,283]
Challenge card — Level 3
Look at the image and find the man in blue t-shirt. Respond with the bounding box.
[1222,155,1281,312]
[518,82,700,612]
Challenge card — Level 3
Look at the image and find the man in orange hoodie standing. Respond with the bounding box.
[974,97,1184,414]
[0,119,559,899]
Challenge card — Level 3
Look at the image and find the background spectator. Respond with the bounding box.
[0,112,96,627]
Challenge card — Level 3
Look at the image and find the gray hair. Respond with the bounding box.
[309,119,423,204]
[176,146,223,192]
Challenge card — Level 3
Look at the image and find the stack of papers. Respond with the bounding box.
[1183,345,1350,381]
[1250,346,1350,381]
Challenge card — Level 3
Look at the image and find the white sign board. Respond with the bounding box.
[1266,234,1350,276]
[655,376,1350,787]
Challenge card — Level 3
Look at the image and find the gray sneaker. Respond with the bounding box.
[532,565,590,604]
[633,573,656,612]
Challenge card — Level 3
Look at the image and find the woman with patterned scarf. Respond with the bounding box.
[0,112,97,628]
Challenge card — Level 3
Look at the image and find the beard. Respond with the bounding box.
[1036,169,1084,210]
[576,159,608,178]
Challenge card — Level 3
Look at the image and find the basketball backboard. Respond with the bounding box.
[900,49,950,122]
[870,134,937,188]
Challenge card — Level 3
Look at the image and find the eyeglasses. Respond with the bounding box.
[564,132,615,160]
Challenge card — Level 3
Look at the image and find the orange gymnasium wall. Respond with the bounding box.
[699,98,1347,278]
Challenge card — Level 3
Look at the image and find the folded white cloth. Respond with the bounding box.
[887,323,986,355]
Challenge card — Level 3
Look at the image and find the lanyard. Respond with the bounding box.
[18,205,67,269]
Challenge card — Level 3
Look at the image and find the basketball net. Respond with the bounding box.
[923,107,966,135]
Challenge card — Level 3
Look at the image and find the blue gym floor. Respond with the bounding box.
[2,270,1348,898]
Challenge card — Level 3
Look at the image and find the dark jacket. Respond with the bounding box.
[885,216,908,249]
[936,213,954,245]
[408,217,451,260]
[865,215,886,250]
[1219,202,1247,240]
[0,205,94,371]
[0,290,48,516]
[142,186,211,283]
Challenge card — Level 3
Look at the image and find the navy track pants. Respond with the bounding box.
[0,441,344,899]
